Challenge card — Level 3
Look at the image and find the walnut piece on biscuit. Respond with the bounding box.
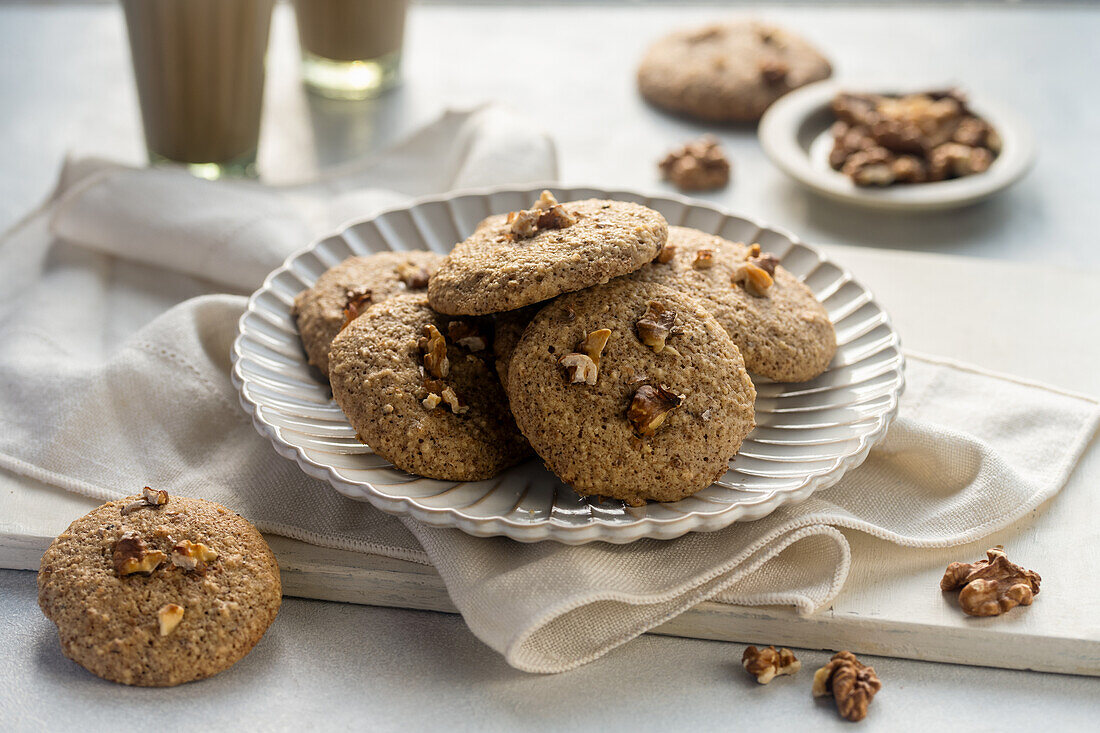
[627,384,684,437]
[112,531,167,576]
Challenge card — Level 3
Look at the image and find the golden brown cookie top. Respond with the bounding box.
[328,294,530,481]
[629,226,836,382]
[37,491,281,687]
[427,196,668,315]
[638,20,832,122]
[506,280,756,505]
[292,250,442,377]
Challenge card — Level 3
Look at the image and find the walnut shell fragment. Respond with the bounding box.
[812,651,882,722]
[636,301,680,354]
[742,645,801,684]
[627,384,684,437]
[940,545,1041,617]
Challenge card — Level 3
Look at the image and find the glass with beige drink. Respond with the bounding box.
[121,0,275,179]
[292,0,408,99]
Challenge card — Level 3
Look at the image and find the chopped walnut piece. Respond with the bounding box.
[691,249,716,270]
[506,208,540,239]
[752,254,780,277]
[742,646,801,684]
[439,385,469,415]
[170,539,219,572]
[731,261,774,297]
[940,545,1041,617]
[830,89,998,187]
[397,263,430,289]
[559,353,598,385]
[659,136,731,192]
[530,189,558,211]
[636,301,680,354]
[422,392,442,410]
[929,142,994,180]
[558,329,612,385]
[537,204,577,231]
[447,321,487,352]
[121,486,169,516]
[112,532,167,576]
[627,384,683,437]
[812,651,882,722]
[655,245,677,264]
[758,58,790,85]
[157,604,185,636]
[507,191,576,239]
[418,324,450,379]
[842,147,897,186]
[340,286,373,331]
[744,244,780,277]
[579,328,612,367]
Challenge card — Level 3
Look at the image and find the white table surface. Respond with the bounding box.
[2,2,1100,731]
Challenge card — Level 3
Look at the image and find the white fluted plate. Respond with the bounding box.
[759,81,1035,211]
[232,185,904,544]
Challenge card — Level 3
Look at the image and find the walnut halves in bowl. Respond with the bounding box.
[829,89,1000,187]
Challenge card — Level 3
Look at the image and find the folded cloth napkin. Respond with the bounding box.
[1,104,1097,674]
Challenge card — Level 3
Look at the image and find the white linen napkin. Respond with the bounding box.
[1,105,1096,674]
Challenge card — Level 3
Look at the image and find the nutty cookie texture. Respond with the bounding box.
[427,192,668,316]
[492,305,540,387]
[506,280,756,505]
[37,490,280,687]
[328,294,530,480]
[637,21,832,122]
[292,250,442,378]
[628,226,836,382]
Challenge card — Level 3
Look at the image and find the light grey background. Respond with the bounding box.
[2,2,1099,731]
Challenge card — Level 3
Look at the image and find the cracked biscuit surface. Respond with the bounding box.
[329,294,530,480]
[637,20,831,122]
[37,493,280,687]
[628,226,836,382]
[506,280,756,505]
[428,198,668,315]
[292,250,442,378]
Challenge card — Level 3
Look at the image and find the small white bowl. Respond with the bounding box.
[759,81,1036,212]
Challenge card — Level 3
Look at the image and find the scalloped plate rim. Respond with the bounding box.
[231,183,905,544]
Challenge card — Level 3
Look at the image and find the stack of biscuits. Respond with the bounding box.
[293,192,836,507]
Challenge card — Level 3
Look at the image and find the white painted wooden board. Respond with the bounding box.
[3,245,1098,677]
[4,526,1097,677]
